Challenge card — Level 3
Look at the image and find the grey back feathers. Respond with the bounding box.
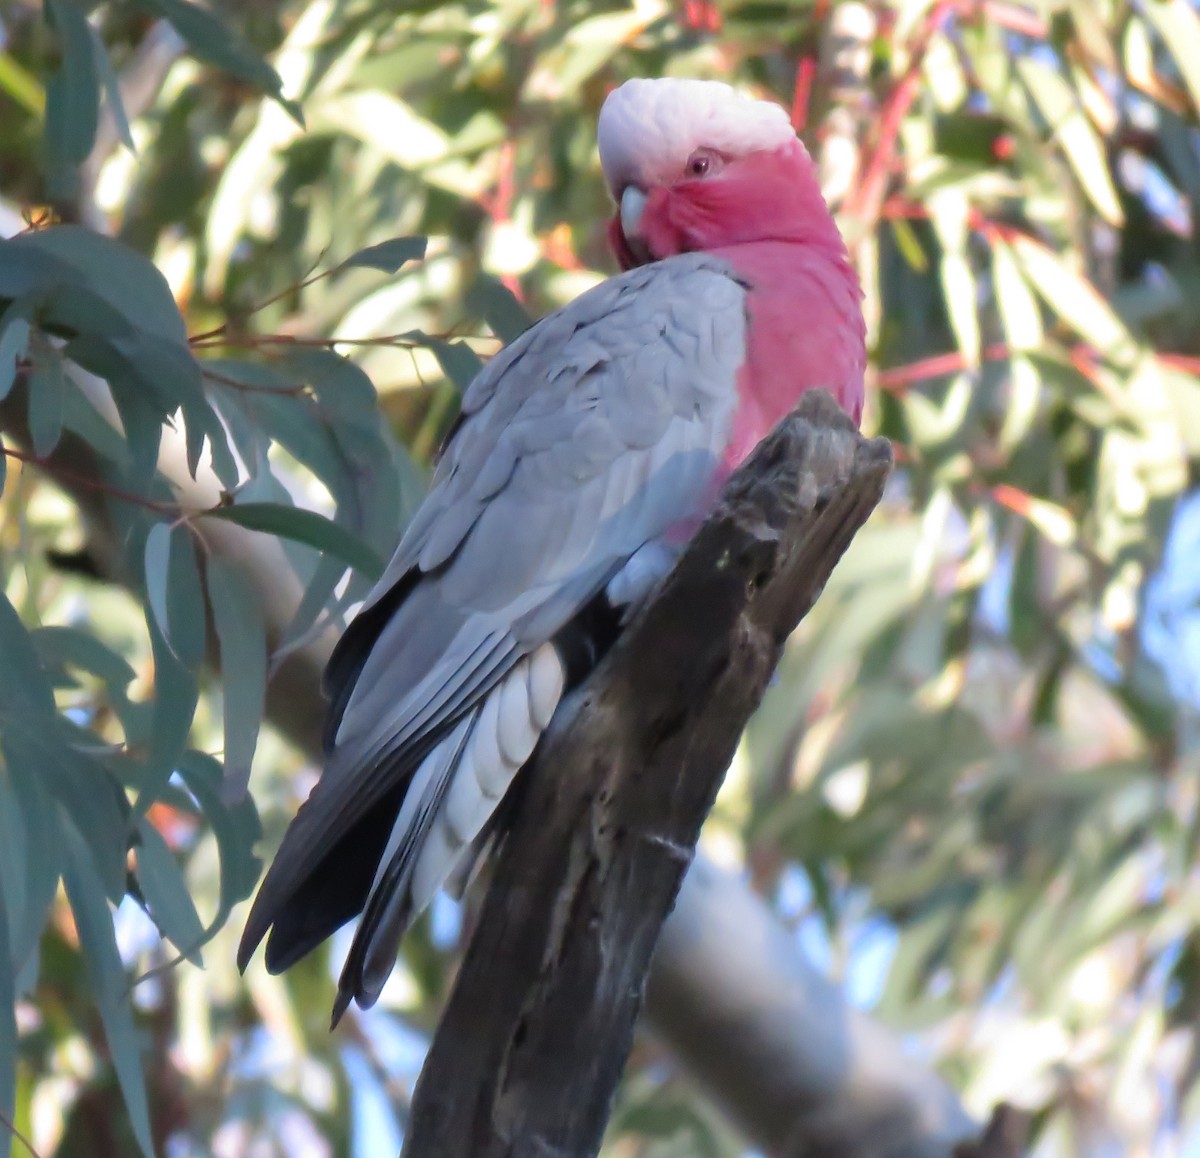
[238,253,749,1023]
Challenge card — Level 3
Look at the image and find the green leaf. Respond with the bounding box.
[177,750,262,938]
[168,529,206,669]
[204,501,385,578]
[0,592,57,720]
[143,524,206,668]
[1012,236,1140,369]
[1142,0,1200,119]
[1017,58,1123,226]
[0,315,30,401]
[281,347,409,550]
[250,390,351,504]
[339,236,427,274]
[143,523,173,657]
[1160,366,1200,455]
[135,614,198,815]
[43,0,100,196]
[0,742,64,980]
[42,739,130,902]
[467,274,534,343]
[0,877,14,1127]
[107,374,164,491]
[427,338,483,392]
[134,816,206,963]
[27,342,66,457]
[928,189,979,367]
[992,241,1043,351]
[31,626,137,690]
[131,0,302,123]
[993,241,1046,449]
[2,225,187,343]
[89,25,135,153]
[61,820,155,1158]
[207,557,266,801]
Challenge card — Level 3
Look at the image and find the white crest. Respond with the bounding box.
[597,78,795,195]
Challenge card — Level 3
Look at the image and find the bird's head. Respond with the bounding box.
[598,78,844,269]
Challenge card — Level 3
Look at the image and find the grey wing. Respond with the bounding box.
[238,253,748,981]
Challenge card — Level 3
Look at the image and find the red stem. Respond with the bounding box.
[846,0,963,225]
[2,445,179,515]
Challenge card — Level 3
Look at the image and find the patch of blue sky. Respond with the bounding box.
[845,918,899,1009]
[774,864,897,1011]
[1143,491,1200,707]
[344,1045,405,1158]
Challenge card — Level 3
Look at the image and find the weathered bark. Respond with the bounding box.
[401,390,893,1157]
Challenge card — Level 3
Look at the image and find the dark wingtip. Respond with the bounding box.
[237,906,269,975]
[330,984,354,1031]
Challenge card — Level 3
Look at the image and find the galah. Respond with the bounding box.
[238,77,866,1024]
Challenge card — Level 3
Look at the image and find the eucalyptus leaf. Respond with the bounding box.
[0,879,15,1127]
[177,750,262,936]
[340,236,427,274]
[0,591,57,720]
[428,338,483,393]
[467,274,534,343]
[0,315,30,401]
[43,0,100,195]
[208,557,267,801]
[89,23,135,152]
[62,820,155,1158]
[135,815,206,963]
[131,0,302,122]
[203,501,384,578]
[27,341,66,456]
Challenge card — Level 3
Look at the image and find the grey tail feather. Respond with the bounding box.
[330,891,412,1029]
[329,720,473,1027]
[444,823,496,901]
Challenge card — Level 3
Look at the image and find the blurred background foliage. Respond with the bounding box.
[2,0,1200,1154]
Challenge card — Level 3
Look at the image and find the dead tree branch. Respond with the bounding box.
[401,390,894,1157]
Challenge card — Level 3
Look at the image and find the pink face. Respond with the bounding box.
[607,139,842,270]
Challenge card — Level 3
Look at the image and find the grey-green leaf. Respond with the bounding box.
[3,225,187,343]
[43,0,100,194]
[62,820,155,1158]
[131,0,302,123]
[0,316,30,401]
[143,523,173,655]
[208,557,267,801]
[27,344,67,457]
[135,816,206,963]
[340,236,427,274]
[428,338,484,393]
[0,592,57,719]
[204,501,385,578]
[0,874,15,1126]
[144,524,206,668]
[467,274,534,343]
[89,24,136,152]
[177,750,262,936]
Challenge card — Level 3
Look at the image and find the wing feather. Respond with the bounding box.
[240,253,749,976]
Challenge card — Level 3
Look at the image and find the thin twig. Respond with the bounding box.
[0,1104,46,1158]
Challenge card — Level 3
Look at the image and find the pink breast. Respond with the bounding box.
[716,241,866,475]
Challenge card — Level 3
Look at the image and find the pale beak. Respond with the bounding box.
[620,186,648,240]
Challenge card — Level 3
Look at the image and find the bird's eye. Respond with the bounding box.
[686,150,718,178]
